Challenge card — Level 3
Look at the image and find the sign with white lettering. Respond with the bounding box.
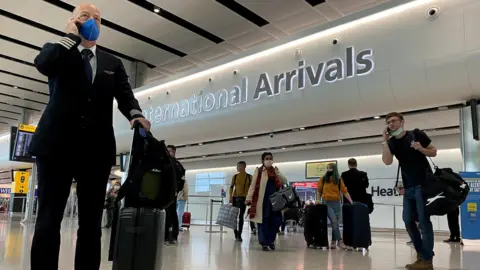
[143,47,374,124]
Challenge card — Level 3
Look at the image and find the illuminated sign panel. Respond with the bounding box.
[143,47,374,124]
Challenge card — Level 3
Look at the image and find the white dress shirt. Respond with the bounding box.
[78,45,97,83]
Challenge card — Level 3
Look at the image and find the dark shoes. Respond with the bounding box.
[234,231,243,242]
[443,238,461,243]
[405,259,434,270]
[262,245,275,251]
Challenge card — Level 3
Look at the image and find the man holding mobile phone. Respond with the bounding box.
[30,3,150,270]
[382,112,437,270]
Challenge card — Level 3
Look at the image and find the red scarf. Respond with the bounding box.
[249,166,282,219]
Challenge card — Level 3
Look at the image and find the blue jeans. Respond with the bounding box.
[403,186,434,260]
[326,201,342,241]
[177,200,186,228]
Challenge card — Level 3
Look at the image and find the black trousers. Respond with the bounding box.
[447,207,461,239]
[31,155,111,270]
[164,200,179,241]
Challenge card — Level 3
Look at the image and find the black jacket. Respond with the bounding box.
[171,156,186,193]
[30,34,143,164]
[341,168,369,202]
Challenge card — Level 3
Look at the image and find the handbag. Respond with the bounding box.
[216,204,240,229]
[269,186,300,212]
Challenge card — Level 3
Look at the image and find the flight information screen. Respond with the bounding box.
[10,124,36,163]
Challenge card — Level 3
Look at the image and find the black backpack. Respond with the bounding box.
[422,161,469,216]
[117,123,177,209]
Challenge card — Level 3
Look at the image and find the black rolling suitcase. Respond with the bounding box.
[342,203,371,250]
[112,208,165,270]
[304,204,329,249]
[109,122,177,269]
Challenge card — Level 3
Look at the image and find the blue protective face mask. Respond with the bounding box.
[79,18,100,41]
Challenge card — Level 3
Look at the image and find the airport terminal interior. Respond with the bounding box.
[1,0,480,269]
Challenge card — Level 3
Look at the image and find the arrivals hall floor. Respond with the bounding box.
[0,218,476,270]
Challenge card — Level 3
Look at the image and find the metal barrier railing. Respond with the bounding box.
[205,199,226,234]
[375,202,403,239]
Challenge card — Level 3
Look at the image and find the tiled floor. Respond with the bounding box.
[0,217,476,270]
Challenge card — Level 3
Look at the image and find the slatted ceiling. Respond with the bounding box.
[160,58,197,74]
[273,9,329,34]
[0,73,48,95]
[0,110,20,121]
[261,24,288,39]
[239,0,311,23]
[226,29,275,50]
[0,85,48,103]
[0,96,44,111]
[190,46,233,63]
[0,58,45,82]
[0,3,155,67]
[67,0,215,55]
[328,0,383,15]
[0,104,22,115]
[152,0,257,41]
[243,35,277,51]
[95,27,178,67]
[0,39,39,64]
[0,16,58,49]
[314,2,344,21]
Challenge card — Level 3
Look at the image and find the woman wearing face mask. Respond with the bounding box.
[104,182,121,229]
[316,163,353,249]
[245,152,287,251]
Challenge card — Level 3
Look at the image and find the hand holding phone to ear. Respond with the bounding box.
[66,17,81,36]
[383,125,390,141]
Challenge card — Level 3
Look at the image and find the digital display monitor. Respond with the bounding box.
[305,160,337,179]
[10,124,36,163]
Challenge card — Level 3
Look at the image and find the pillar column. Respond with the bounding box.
[128,61,149,89]
[460,104,480,171]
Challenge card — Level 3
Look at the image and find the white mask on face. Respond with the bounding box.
[390,127,404,137]
[114,186,120,190]
[264,160,273,168]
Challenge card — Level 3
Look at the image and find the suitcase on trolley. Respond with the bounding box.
[304,204,329,248]
[182,212,191,229]
[112,207,165,270]
[342,203,371,250]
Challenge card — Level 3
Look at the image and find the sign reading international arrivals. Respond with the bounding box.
[143,47,374,124]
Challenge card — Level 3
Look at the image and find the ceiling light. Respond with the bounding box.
[239,151,243,154]
[300,127,305,130]
[134,0,431,99]
[13,86,18,89]
[374,116,380,119]
[438,106,448,111]
[153,7,160,13]
[338,139,343,142]
[282,147,286,150]
[198,143,203,146]
[243,136,248,139]
[202,155,206,158]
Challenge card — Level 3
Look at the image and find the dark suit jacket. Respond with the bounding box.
[341,168,369,202]
[30,33,143,165]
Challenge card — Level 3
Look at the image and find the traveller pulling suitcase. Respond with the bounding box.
[304,204,329,249]
[342,203,371,251]
[109,122,177,270]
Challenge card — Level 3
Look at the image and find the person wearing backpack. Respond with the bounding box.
[382,112,437,270]
[229,161,256,241]
[164,145,186,245]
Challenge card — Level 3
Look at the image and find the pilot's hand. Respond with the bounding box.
[66,17,81,36]
[130,118,151,131]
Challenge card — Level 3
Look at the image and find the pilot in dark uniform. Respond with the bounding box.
[29,4,150,270]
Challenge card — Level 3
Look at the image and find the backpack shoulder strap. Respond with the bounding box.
[395,164,401,188]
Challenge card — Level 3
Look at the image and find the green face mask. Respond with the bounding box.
[390,127,403,136]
